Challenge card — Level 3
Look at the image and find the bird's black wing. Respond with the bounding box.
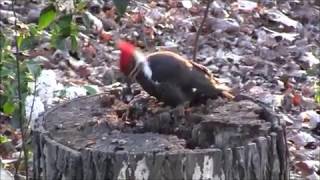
[136,72,188,106]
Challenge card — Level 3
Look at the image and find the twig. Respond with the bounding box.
[26,78,38,133]
[192,0,213,61]
[0,15,3,90]
[11,0,29,179]
[0,37,2,90]
[20,76,39,151]
[141,19,150,51]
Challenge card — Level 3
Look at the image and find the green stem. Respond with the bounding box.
[12,0,29,179]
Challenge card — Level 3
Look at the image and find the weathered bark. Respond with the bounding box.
[33,93,288,180]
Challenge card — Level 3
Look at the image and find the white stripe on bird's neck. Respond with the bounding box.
[131,50,152,79]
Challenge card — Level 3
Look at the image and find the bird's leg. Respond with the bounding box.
[122,78,134,103]
[126,78,133,93]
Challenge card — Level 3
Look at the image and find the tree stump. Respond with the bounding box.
[33,90,289,180]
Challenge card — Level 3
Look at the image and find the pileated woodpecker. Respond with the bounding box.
[117,40,234,107]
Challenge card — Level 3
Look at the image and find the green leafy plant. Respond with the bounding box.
[51,14,78,51]
[1,0,129,176]
[0,31,18,117]
[113,0,130,17]
[38,5,57,30]
[315,82,320,104]
[84,85,98,95]
[0,0,85,177]
[0,135,9,144]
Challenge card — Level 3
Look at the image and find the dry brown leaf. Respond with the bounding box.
[265,8,301,29]
[99,31,113,43]
[292,92,302,106]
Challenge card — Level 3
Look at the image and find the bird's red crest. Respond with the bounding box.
[116,40,136,73]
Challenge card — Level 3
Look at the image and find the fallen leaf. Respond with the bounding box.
[207,17,240,33]
[265,8,302,29]
[300,52,320,69]
[103,6,116,18]
[83,11,104,34]
[299,110,320,129]
[292,92,302,106]
[82,42,97,61]
[295,161,314,176]
[143,27,155,39]
[236,0,258,13]
[131,12,143,23]
[304,142,317,150]
[261,27,299,42]
[181,0,192,9]
[290,131,316,146]
[99,31,113,43]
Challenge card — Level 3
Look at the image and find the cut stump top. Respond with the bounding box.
[43,92,275,153]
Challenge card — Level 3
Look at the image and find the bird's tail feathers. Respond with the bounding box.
[221,90,235,100]
[213,82,235,100]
